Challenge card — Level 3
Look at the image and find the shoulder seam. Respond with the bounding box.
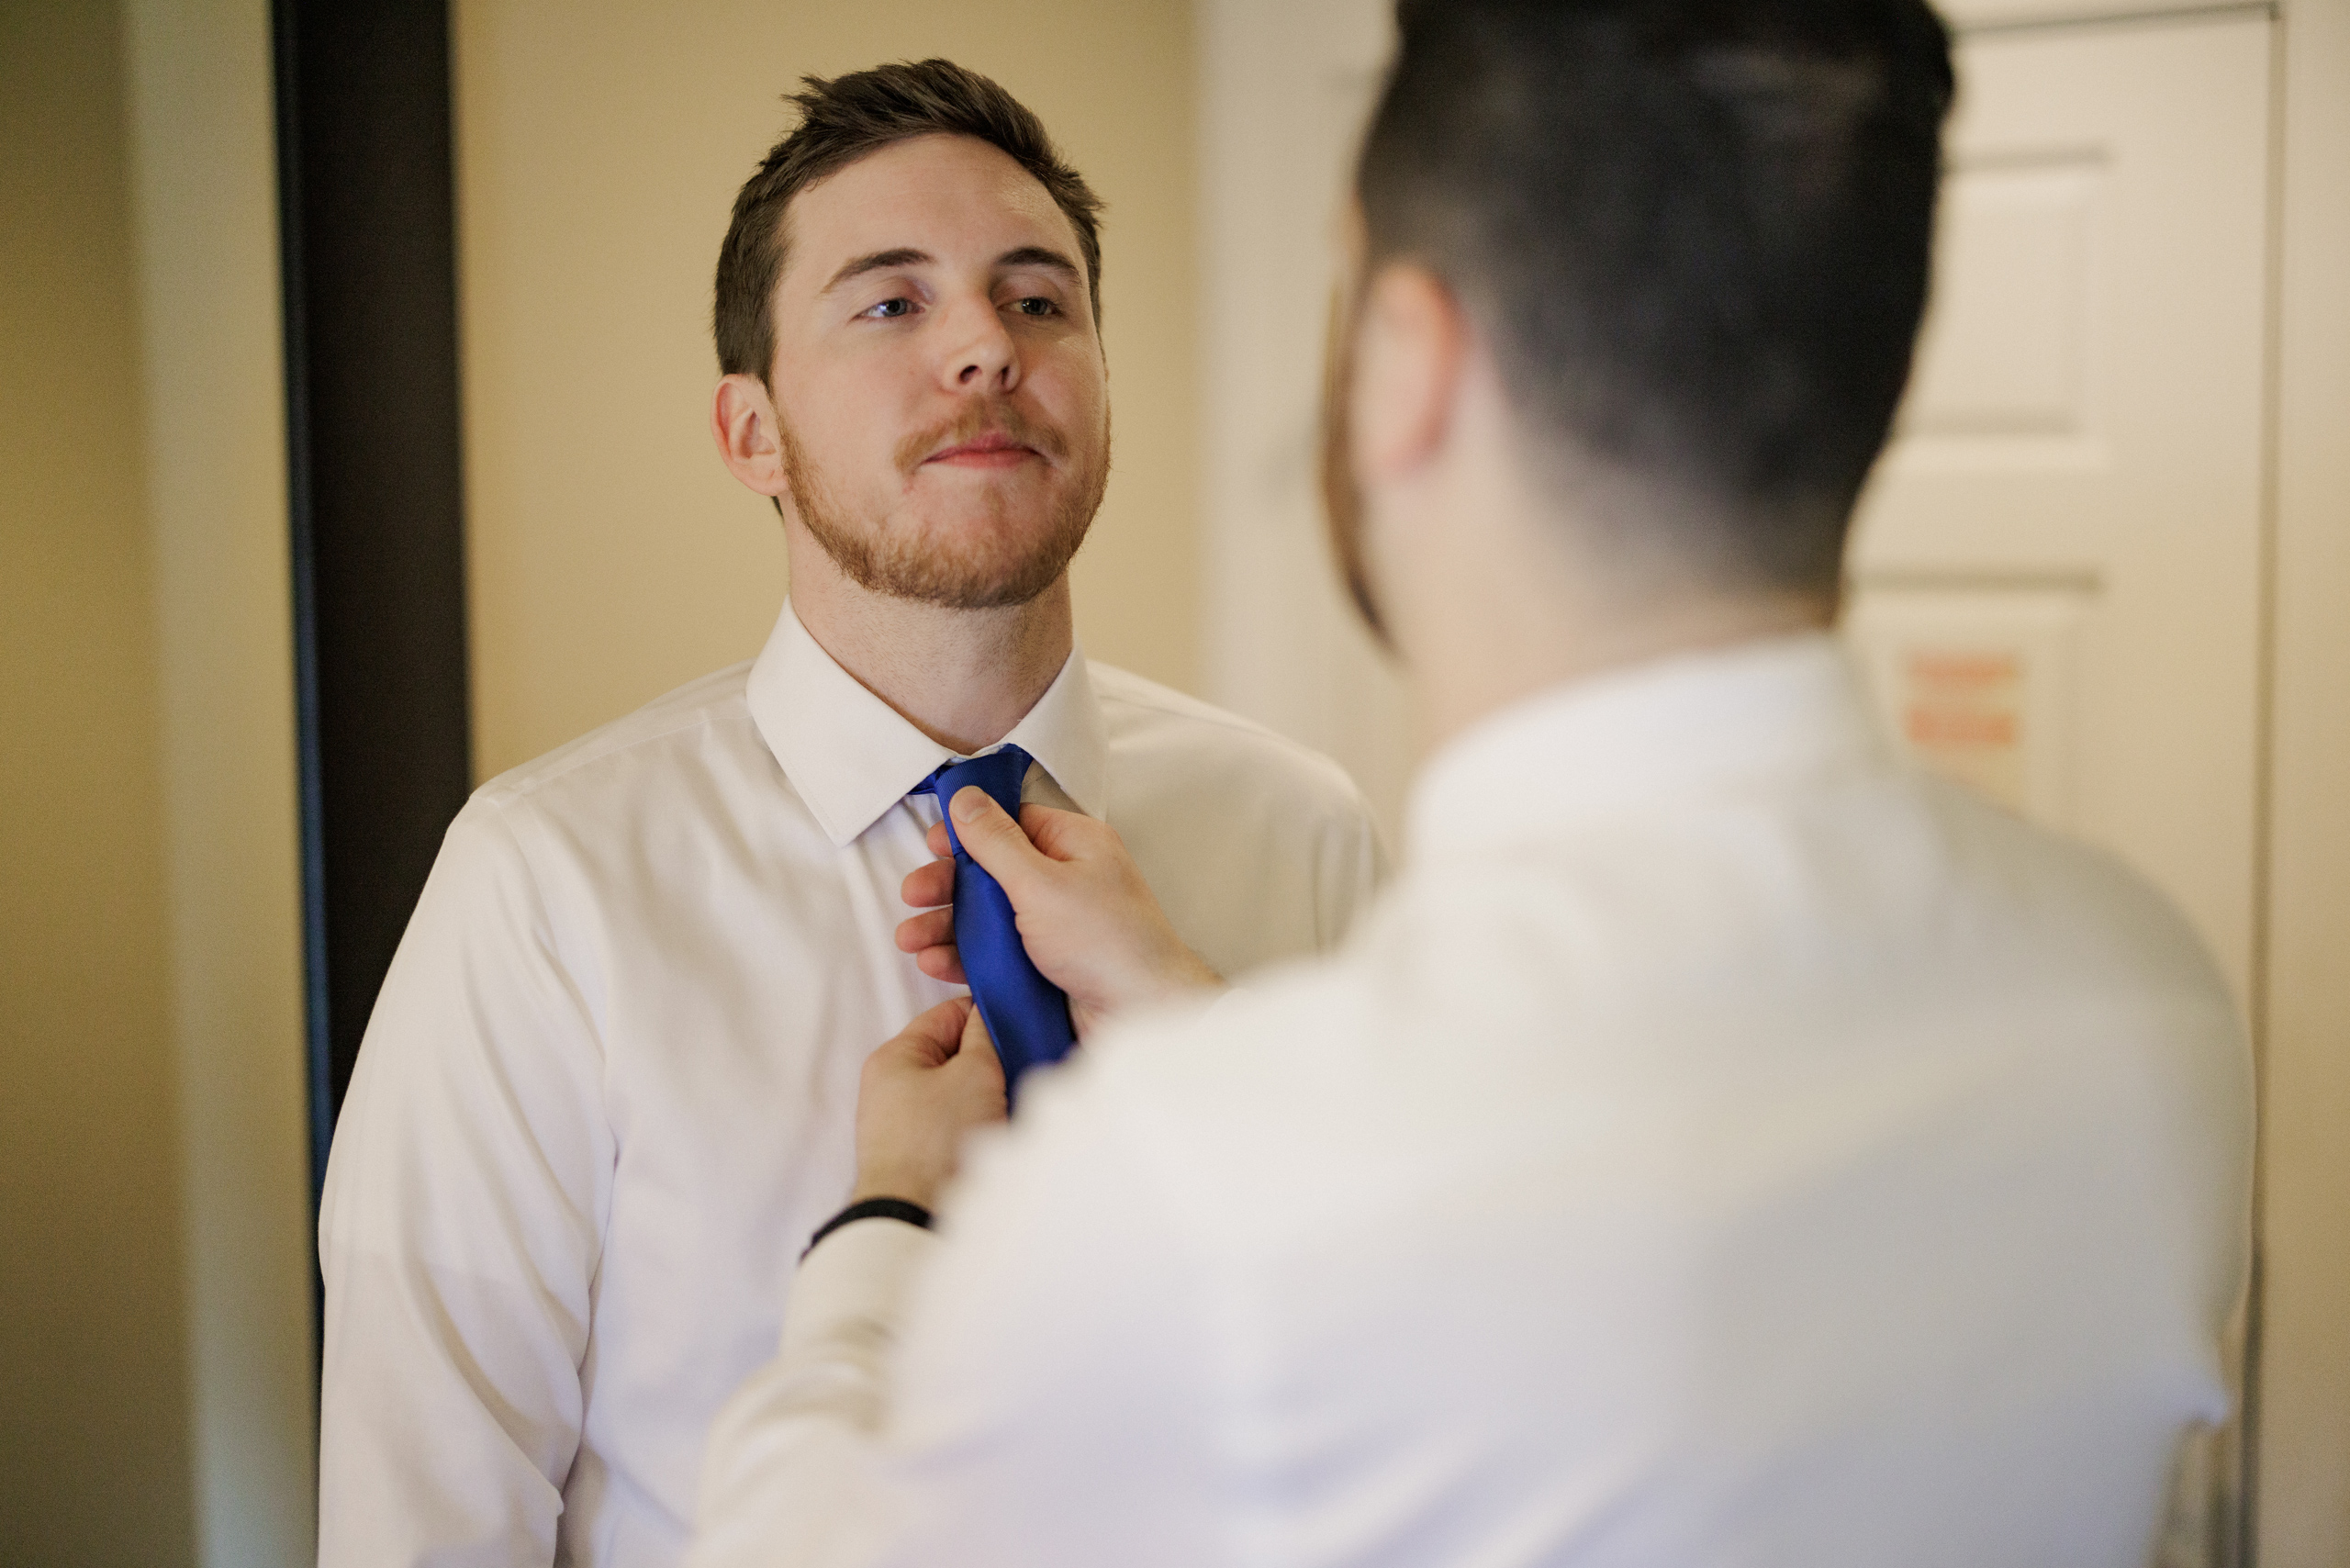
[478,699,740,805]
[465,790,615,1069]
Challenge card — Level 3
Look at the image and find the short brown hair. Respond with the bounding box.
[713,59,1106,385]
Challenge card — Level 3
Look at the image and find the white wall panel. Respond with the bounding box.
[1198,0,1407,846]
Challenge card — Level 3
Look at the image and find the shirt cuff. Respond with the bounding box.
[804,1196,931,1259]
[778,1214,939,1368]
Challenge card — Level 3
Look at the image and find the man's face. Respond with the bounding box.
[766,133,1111,610]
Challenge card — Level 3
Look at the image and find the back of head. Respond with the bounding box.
[1358,0,1954,596]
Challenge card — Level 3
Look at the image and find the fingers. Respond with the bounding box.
[1017,802,1117,861]
[852,995,1000,1208]
[913,801,1093,897]
[900,797,1124,1001]
[901,856,955,912]
[899,836,958,976]
[954,1005,1002,1080]
[947,787,1053,893]
[897,904,969,984]
[895,905,953,955]
[890,996,977,1068]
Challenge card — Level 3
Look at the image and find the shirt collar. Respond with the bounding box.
[746,599,1110,847]
[1407,632,1887,862]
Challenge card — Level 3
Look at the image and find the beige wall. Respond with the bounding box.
[456,0,1201,779]
[5,2,317,1562]
[0,4,195,1562]
[120,0,316,1561]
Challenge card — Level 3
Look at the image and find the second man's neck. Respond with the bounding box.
[790,568,1076,758]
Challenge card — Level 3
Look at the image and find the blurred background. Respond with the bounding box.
[2,0,2344,1563]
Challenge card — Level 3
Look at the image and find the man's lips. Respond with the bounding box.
[923,433,1040,469]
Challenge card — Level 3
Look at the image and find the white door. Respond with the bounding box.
[1845,11,2275,1014]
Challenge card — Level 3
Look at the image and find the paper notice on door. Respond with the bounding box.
[1843,583,2089,827]
[1898,647,2028,806]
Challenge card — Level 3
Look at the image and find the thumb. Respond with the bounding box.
[956,1004,1002,1071]
[892,996,979,1069]
[949,785,1051,896]
[945,1004,1008,1096]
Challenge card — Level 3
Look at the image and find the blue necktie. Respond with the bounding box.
[912,745,1075,1103]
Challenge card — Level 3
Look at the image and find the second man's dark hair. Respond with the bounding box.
[1358,0,1954,593]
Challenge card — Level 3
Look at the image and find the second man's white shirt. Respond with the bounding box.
[316,600,1382,1568]
[691,633,2251,1568]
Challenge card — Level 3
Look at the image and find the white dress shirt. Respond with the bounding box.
[316,601,1381,1568]
[690,633,2252,1568]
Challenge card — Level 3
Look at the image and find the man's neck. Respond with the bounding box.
[1380,409,1834,754]
[787,543,1075,758]
[1416,584,1832,752]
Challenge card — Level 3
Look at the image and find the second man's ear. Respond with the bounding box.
[1349,263,1468,489]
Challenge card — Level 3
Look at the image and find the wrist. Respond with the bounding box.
[851,1170,942,1210]
[1074,946,1223,1040]
[804,1194,933,1260]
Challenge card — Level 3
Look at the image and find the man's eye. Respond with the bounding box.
[864,297,916,319]
[1010,297,1058,318]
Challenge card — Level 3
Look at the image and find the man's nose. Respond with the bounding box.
[939,296,1021,394]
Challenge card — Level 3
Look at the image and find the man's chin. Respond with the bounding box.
[877,566,1069,612]
[812,525,1087,612]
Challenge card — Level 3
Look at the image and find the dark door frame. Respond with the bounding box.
[269,0,473,1217]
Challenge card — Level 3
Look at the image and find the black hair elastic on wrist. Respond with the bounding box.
[803,1196,934,1260]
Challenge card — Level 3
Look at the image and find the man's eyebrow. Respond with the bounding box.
[821,248,933,295]
[996,245,1080,278]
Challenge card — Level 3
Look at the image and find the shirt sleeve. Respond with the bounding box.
[688,1065,1232,1568]
[686,1220,936,1568]
[1317,787,1390,950]
[317,796,612,1568]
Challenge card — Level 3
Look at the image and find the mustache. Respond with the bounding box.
[895,400,1072,471]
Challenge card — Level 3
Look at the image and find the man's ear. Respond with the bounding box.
[1350,263,1467,489]
[711,373,791,501]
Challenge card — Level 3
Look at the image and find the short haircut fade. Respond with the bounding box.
[1359,0,1955,593]
[714,59,1106,386]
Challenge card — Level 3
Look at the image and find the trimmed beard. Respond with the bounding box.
[781,398,1109,611]
[1319,280,1391,646]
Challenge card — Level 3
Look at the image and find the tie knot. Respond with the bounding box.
[912,746,1035,859]
[915,745,1033,809]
